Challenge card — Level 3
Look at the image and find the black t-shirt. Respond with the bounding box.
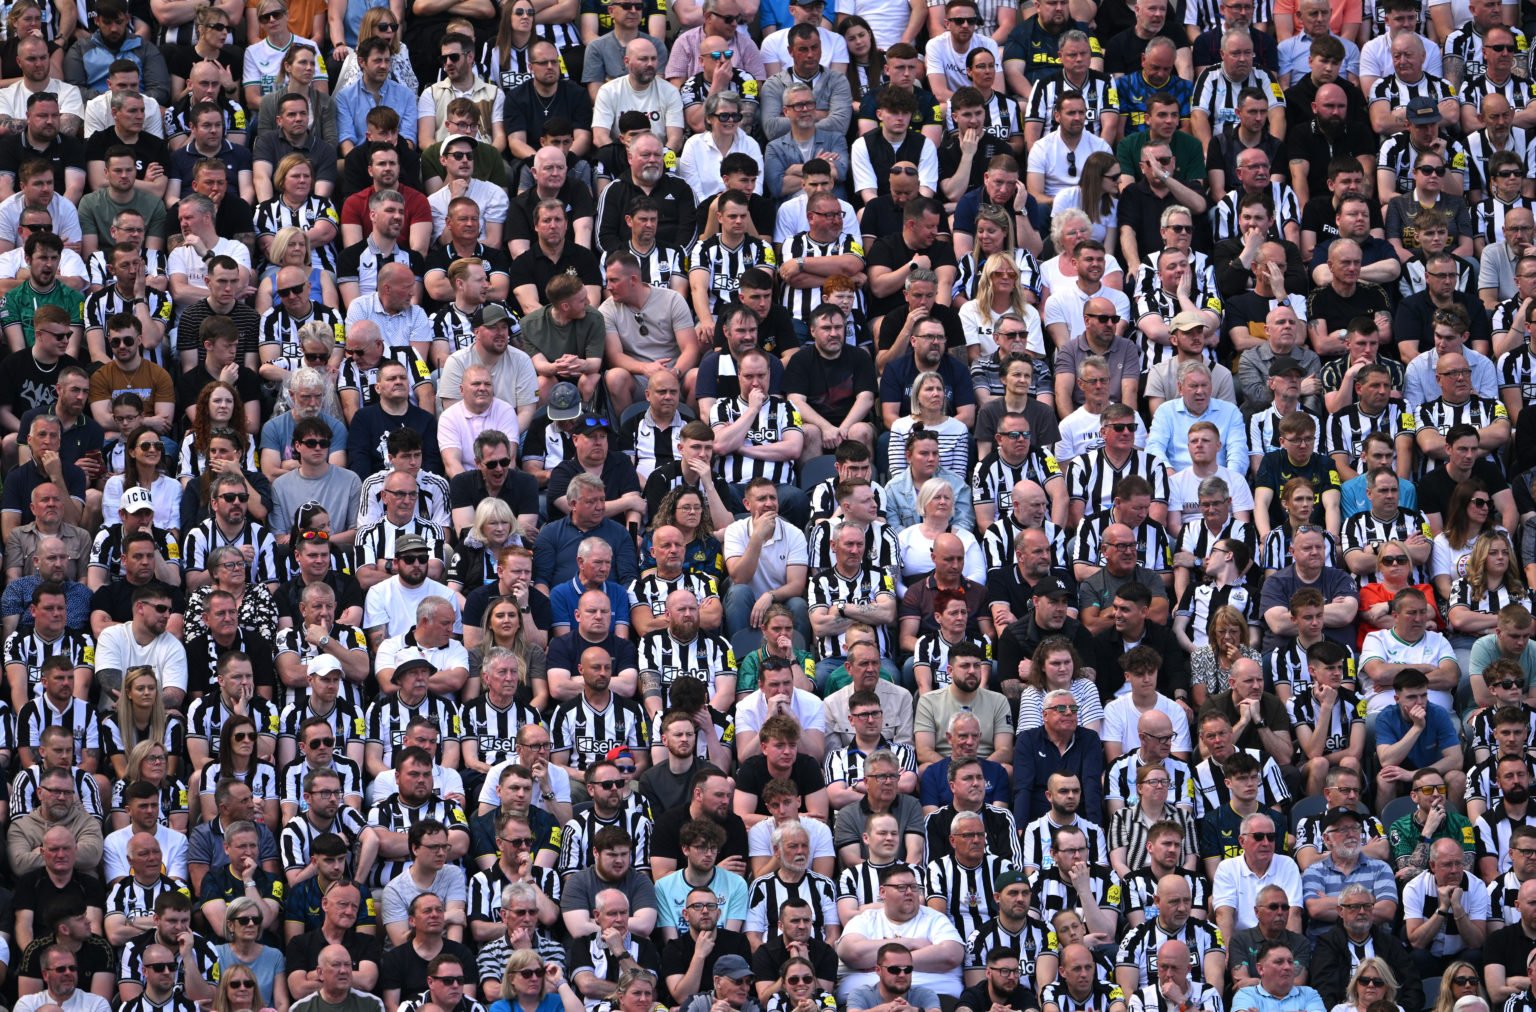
[506,181,598,244]
[1306,281,1391,336]
[957,982,1038,1012]
[163,43,241,84]
[18,931,116,979]
[378,937,475,998]
[650,805,749,863]
[0,131,85,192]
[175,363,263,419]
[750,937,838,986]
[781,345,879,426]
[546,631,638,674]
[732,754,826,815]
[340,141,424,205]
[83,128,170,178]
[659,929,753,1000]
[90,579,186,624]
[275,574,364,623]
[448,469,541,526]
[463,583,552,631]
[938,132,1012,197]
[0,351,76,419]
[859,195,952,246]
[1117,180,1179,264]
[546,453,643,519]
[284,927,383,974]
[1418,459,1510,518]
[12,869,105,937]
[876,302,966,351]
[506,244,602,303]
[1485,923,1536,986]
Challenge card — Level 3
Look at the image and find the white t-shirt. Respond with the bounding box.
[103,824,189,881]
[242,35,326,93]
[761,26,850,69]
[0,245,88,280]
[1039,252,1125,295]
[362,576,464,639]
[735,687,827,737]
[84,92,164,138]
[924,34,1000,94]
[376,634,471,682]
[427,179,509,242]
[723,516,808,598]
[1055,405,1147,462]
[371,762,466,805]
[773,192,859,244]
[958,300,1044,358]
[1024,130,1113,199]
[0,79,83,123]
[1042,282,1133,342]
[1359,31,1443,80]
[592,77,686,137]
[837,906,966,998]
[94,625,189,692]
[1210,854,1302,932]
[479,757,572,812]
[1359,628,1458,713]
[1101,693,1193,754]
[1401,869,1490,955]
[1168,465,1256,517]
[748,816,836,858]
[167,238,252,289]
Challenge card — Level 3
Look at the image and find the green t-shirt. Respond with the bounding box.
[77,187,169,246]
[735,646,817,695]
[1,280,83,347]
[1388,809,1477,862]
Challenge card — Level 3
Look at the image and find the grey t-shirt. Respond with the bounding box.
[581,32,670,84]
[832,794,926,853]
[847,984,941,1011]
[559,867,659,918]
[379,865,467,927]
[272,464,363,535]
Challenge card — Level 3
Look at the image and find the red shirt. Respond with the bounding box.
[339,183,433,231]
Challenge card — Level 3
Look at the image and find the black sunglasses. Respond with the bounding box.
[277,283,306,297]
[218,492,250,503]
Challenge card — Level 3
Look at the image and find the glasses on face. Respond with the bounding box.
[374,19,398,29]
[1046,704,1080,714]
[1471,496,1492,507]
[503,836,535,848]
[686,901,720,911]
[297,438,327,449]
[399,554,430,565]
[1493,680,1524,690]
[443,149,474,160]
[785,101,816,111]
[1439,368,1472,378]
[136,442,162,452]
[1379,555,1409,566]
[1103,540,1136,550]
[277,283,306,297]
[590,780,624,789]
[950,14,983,23]
[442,51,466,64]
[219,492,251,504]
[1085,313,1120,323]
[706,49,735,59]
[514,969,543,980]
[259,8,285,20]
[787,976,816,986]
[714,111,743,122]
[1357,978,1386,988]
[1454,977,1481,987]
[307,736,337,749]
[1487,42,1516,51]
[882,966,915,975]
[145,963,176,973]
[109,335,137,348]
[431,975,465,985]
[997,429,1029,440]
[882,882,918,893]
[1247,831,1277,842]
[889,165,919,177]
[1498,169,1525,178]
[303,352,329,364]
[1417,784,1448,795]
[1417,165,1447,176]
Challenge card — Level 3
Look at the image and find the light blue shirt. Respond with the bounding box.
[1342,474,1418,517]
[1147,397,1248,473]
[1231,984,1327,1012]
[884,465,975,533]
[1401,346,1499,409]
[1277,31,1360,82]
[654,867,751,932]
[334,77,419,147]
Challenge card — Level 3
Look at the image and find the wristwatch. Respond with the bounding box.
[317,634,330,648]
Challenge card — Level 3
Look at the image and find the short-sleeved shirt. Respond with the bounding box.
[1373,701,1462,768]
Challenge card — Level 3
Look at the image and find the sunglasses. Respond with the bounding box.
[1487,43,1515,51]
[306,737,336,748]
[443,149,474,160]
[516,969,543,980]
[482,457,512,469]
[787,976,815,986]
[303,352,329,363]
[136,442,162,451]
[1105,422,1136,432]
[1379,555,1409,566]
[109,335,137,347]
[504,837,535,848]
[1498,169,1525,178]
[143,602,172,614]
[1493,680,1524,690]
[431,976,466,985]
[1417,165,1447,176]
[882,966,914,975]
[442,51,466,63]
[144,963,176,973]
[890,166,919,176]
[233,732,257,742]
[296,438,327,448]
[1454,977,1481,987]
[1247,831,1277,841]
[590,780,625,789]
[706,49,735,59]
[1471,497,1492,507]
[950,15,983,22]
[298,529,330,541]
[277,283,307,297]
[714,111,743,122]
[219,492,250,504]
[258,8,285,20]
[399,554,430,564]
[1085,313,1120,323]
[1166,223,1192,232]
[207,21,230,30]
[1358,979,1386,988]
[375,20,398,29]
[233,915,262,926]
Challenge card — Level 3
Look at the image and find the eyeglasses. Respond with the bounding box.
[1103,541,1136,550]
[277,283,306,297]
[889,166,919,176]
[298,530,330,542]
[882,883,918,892]
[296,438,327,448]
[1046,704,1079,714]
[850,710,882,720]
[1379,555,1409,566]
[1417,165,1447,176]
[48,965,78,974]
[1438,368,1472,378]
[508,907,539,916]
[706,49,735,59]
[144,963,176,972]
[687,901,721,910]
[868,772,899,782]
[1141,731,1175,744]
[1417,784,1448,795]
[218,492,250,504]
[785,101,816,111]
[1165,222,1191,231]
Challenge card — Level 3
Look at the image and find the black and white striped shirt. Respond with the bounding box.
[15,694,98,759]
[549,693,648,771]
[974,450,1063,511]
[254,196,340,272]
[1175,517,1257,574]
[1324,404,1411,471]
[636,630,736,710]
[1132,251,1217,302]
[258,301,344,363]
[1110,810,1201,877]
[926,854,1018,937]
[1021,816,1109,871]
[1128,981,1221,1012]
[1460,72,1536,120]
[560,806,654,874]
[805,519,901,577]
[1269,640,1360,694]
[1115,917,1225,988]
[364,793,469,887]
[688,235,777,311]
[1412,396,1509,471]
[1191,749,1290,818]
[1287,684,1367,758]
[87,248,169,290]
[1340,508,1432,585]
[1469,703,1536,756]
[1465,124,1535,191]
[273,625,369,711]
[1378,132,1472,195]
[1103,754,1195,808]
[279,805,368,870]
[105,873,189,923]
[1066,449,1172,513]
[182,518,280,584]
[965,913,1051,974]
[709,395,803,485]
[1450,578,1536,622]
[195,758,279,804]
[337,346,434,409]
[10,764,103,817]
[357,469,452,529]
[1132,288,1221,373]
[1030,863,1123,921]
[805,566,896,659]
[100,713,184,764]
[460,696,542,768]
[1371,72,1455,115]
[1292,809,1386,857]
[744,870,839,936]
[627,571,720,620]
[809,478,889,522]
[276,695,367,748]
[1191,66,1285,130]
[913,633,995,689]
[468,862,562,926]
[355,517,446,570]
[982,515,1071,572]
[108,777,188,819]
[2,628,92,699]
[619,410,686,482]
[365,692,463,770]
[1497,345,1536,407]
[119,929,220,994]
[954,248,1041,301]
[1249,405,1322,462]
[84,287,173,366]
[1174,580,1258,647]
[600,243,688,292]
[430,303,478,358]
[824,736,916,786]
[277,756,365,811]
[1473,195,1536,247]
[778,232,864,319]
[1072,512,1173,573]
[1024,70,1120,133]
[1209,182,1302,243]
[88,524,180,582]
[1259,526,1341,571]
[837,860,926,911]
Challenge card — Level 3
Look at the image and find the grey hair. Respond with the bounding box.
[1239,811,1276,835]
[224,819,259,841]
[1160,205,1193,227]
[110,87,144,112]
[503,881,540,908]
[1059,29,1091,48]
[704,90,742,118]
[915,477,953,516]
[951,810,985,833]
[833,520,866,541]
[865,748,900,772]
[947,710,982,734]
[225,896,262,938]
[204,545,243,575]
[784,81,814,104]
[1176,360,1212,386]
[415,594,453,623]
[482,646,518,673]
[567,473,606,501]
[1220,26,1252,50]
[1338,883,1374,905]
[576,536,614,561]
[288,366,327,393]
[1389,27,1425,54]
[906,267,939,288]
[1144,34,1177,56]
[1048,208,1091,251]
[296,320,333,347]
[771,819,810,849]
[369,187,404,211]
[1077,355,1108,380]
[1197,476,1230,500]
[1043,687,1075,707]
[28,413,61,436]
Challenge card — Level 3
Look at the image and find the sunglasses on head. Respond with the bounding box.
[298,529,330,541]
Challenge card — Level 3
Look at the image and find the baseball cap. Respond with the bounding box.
[1406,97,1440,125]
[474,304,512,328]
[713,956,753,981]
[1268,354,1305,377]
[307,654,344,679]
[1033,576,1073,600]
[396,534,430,555]
[1169,310,1206,332]
[120,486,155,514]
[605,746,634,764]
[441,132,477,154]
[548,381,582,422]
[1323,806,1364,829]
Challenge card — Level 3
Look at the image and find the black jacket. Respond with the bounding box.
[1088,620,1189,703]
[1310,923,1422,1012]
